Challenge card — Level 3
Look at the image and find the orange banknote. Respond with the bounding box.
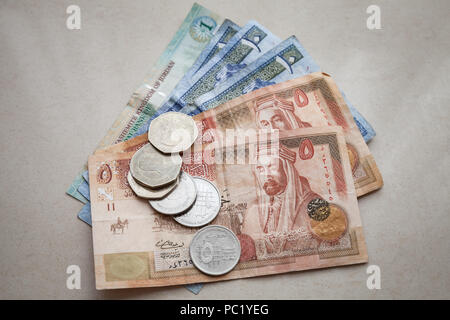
[193,72,383,196]
[88,126,367,289]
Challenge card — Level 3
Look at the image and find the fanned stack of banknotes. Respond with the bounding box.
[68,3,383,293]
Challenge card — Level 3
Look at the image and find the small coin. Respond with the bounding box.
[129,143,182,188]
[173,177,221,227]
[149,172,197,215]
[127,171,178,199]
[310,203,348,242]
[148,112,198,153]
[189,225,241,276]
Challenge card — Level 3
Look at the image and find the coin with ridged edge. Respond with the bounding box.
[148,172,197,215]
[129,143,182,188]
[173,177,221,227]
[189,225,241,276]
[148,112,198,153]
[309,203,348,242]
[127,171,179,199]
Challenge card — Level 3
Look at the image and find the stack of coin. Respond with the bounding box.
[128,112,200,215]
[127,112,240,275]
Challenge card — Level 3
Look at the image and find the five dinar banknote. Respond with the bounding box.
[69,3,382,290]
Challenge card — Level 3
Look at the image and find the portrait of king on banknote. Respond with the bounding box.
[249,143,322,235]
[254,95,313,129]
[218,128,357,261]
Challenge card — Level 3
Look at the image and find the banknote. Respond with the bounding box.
[194,72,383,196]
[76,199,204,294]
[195,36,376,142]
[77,134,149,225]
[82,170,89,183]
[68,177,88,203]
[88,125,367,289]
[152,21,281,119]
[76,134,148,226]
[66,3,224,202]
[78,203,92,226]
[82,133,205,293]
[342,92,375,143]
[77,180,90,201]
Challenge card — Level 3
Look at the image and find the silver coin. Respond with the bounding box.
[127,171,178,199]
[149,172,197,215]
[148,112,199,153]
[129,143,182,188]
[173,177,221,227]
[189,225,241,276]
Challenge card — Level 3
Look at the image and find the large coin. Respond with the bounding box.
[189,225,241,276]
[148,172,197,215]
[129,143,182,188]
[148,112,198,153]
[173,177,220,227]
[127,171,178,199]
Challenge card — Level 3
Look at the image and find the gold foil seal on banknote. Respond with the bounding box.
[307,198,348,242]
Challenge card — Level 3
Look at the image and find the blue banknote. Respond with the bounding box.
[343,92,375,141]
[194,36,376,142]
[67,175,88,204]
[137,36,375,142]
[195,36,318,109]
[152,21,281,118]
[77,202,92,226]
[185,283,204,295]
[82,170,89,183]
[77,179,90,201]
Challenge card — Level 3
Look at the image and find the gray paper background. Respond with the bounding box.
[0,0,449,299]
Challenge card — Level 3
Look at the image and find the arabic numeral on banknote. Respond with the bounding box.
[190,16,217,42]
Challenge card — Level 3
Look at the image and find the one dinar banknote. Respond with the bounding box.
[67,3,225,203]
[194,72,383,196]
[88,125,367,289]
